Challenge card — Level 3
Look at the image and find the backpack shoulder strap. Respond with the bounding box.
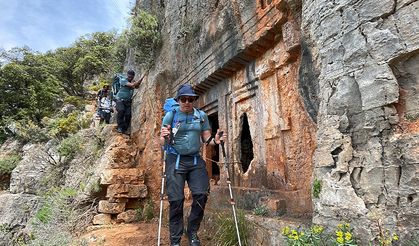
[165,108,177,128]
[193,108,205,124]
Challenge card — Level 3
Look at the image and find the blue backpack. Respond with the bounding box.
[110,73,124,101]
[163,98,179,114]
[162,98,205,129]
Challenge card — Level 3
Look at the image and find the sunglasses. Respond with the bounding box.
[179,97,196,103]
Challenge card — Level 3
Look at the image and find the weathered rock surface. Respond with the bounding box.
[0,193,42,245]
[129,0,418,243]
[302,0,419,242]
[9,141,60,194]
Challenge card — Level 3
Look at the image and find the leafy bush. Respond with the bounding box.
[13,120,50,143]
[0,154,21,175]
[63,96,86,109]
[253,205,269,216]
[142,200,154,221]
[313,179,322,198]
[127,10,161,68]
[47,111,90,137]
[335,223,357,246]
[405,113,419,122]
[213,210,251,246]
[134,200,154,222]
[282,223,358,246]
[58,134,82,161]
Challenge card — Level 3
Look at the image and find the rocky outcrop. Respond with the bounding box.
[91,128,149,225]
[129,0,418,243]
[0,193,42,245]
[9,141,60,194]
[132,0,315,220]
[302,0,419,242]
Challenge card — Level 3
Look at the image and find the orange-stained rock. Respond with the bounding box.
[106,184,148,199]
[92,214,112,225]
[101,168,145,185]
[98,200,125,214]
[116,209,138,223]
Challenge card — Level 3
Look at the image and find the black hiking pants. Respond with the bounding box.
[116,99,132,131]
[165,154,209,244]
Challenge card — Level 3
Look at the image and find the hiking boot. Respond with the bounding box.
[171,243,180,246]
[116,128,124,133]
[188,232,201,246]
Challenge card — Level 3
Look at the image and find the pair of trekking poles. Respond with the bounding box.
[157,131,242,246]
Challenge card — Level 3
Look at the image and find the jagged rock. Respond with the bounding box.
[0,193,42,244]
[116,209,138,223]
[0,139,22,158]
[9,141,60,194]
[60,103,77,116]
[98,200,125,214]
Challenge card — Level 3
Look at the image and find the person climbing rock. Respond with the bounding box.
[114,70,144,134]
[160,84,225,246]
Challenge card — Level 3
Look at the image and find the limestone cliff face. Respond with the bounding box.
[130,0,419,242]
[131,0,316,218]
[302,0,419,241]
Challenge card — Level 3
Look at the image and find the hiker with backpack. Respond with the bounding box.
[160,84,224,246]
[98,90,114,124]
[113,69,145,134]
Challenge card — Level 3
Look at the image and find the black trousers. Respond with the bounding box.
[115,99,132,131]
[169,194,208,244]
[165,154,209,244]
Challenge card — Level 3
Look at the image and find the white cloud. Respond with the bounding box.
[104,0,134,30]
[0,0,133,52]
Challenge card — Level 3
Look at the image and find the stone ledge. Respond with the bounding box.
[100,169,145,185]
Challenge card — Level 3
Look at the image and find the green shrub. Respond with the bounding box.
[58,134,82,161]
[405,113,419,121]
[0,223,10,233]
[86,79,109,92]
[282,223,359,246]
[13,120,50,143]
[63,96,86,108]
[35,204,52,224]
[253,205,269,216]
[213,210,251,246]
[0,154,21,175]
[47,111,90,137]
[127,10,161,68]
[142,200,154,221]
[282,225,331,246]
[313,179,322,198]
[30,187,81,245]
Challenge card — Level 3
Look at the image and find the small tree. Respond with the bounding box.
[127,10,161,68]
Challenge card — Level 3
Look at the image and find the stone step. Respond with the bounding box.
[106,184,148,199]
[100,168,145,185]
[98,200,125,214]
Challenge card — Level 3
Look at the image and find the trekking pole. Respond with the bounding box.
[157,130,169,246]
[218,131,242,246]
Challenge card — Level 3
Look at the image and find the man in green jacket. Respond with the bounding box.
[115,70,143,134]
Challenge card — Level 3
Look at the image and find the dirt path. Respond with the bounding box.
[80,222,170,246]
[79,222,209,246]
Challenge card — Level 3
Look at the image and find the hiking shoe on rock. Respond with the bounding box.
[188,232,201,246]
[116,128,124,133]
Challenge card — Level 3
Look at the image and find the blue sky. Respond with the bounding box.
[0,0,134,53]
